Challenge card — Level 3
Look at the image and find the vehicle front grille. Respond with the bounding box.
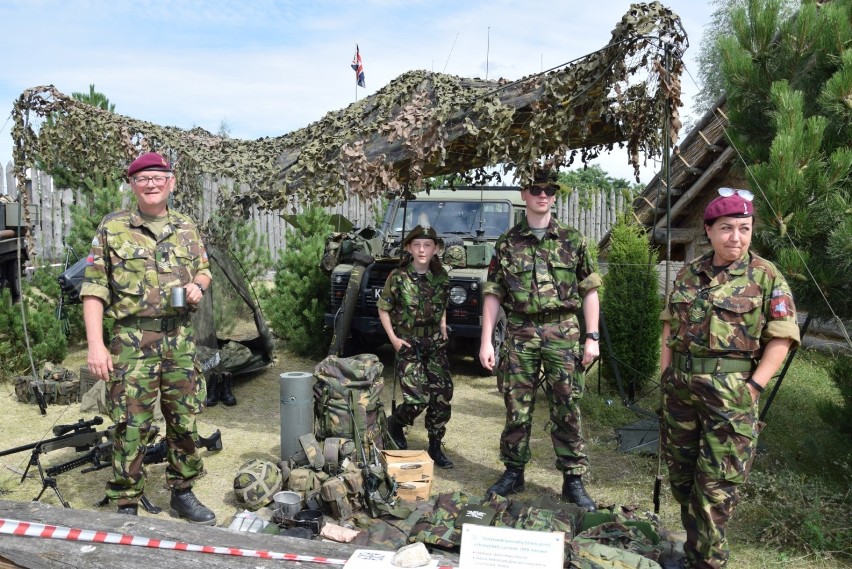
[329,273,351,312]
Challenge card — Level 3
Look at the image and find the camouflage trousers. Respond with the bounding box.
[105,323,205,505]
[393,334,453,440]
[496,317,588,474]
[661,366,763,569]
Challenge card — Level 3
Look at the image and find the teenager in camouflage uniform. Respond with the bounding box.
[81,152,216,524]
[377,224,454,468]
[479,167,601,510]
[660,190,800,569]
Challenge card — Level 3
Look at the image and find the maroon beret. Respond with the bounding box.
[127,152,172,177]
[704,194,753,223]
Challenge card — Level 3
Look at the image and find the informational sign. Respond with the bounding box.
[458,524,565,569]
[344,549,440,569]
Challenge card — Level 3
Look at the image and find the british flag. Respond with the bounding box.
[351,44,365,88]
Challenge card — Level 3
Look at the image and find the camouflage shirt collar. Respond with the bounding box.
[129,206,179,236]
[404,261,445,281]
[695,250,751,277]
[519,216,558,238]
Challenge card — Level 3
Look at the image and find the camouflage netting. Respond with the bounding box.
[11,2,686,213]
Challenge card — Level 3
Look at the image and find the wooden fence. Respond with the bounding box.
[2,160,629,264]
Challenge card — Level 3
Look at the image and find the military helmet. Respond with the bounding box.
[233,458,283,509]
[402,224,442,248]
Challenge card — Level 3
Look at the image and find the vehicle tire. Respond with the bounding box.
[476,307,507,377]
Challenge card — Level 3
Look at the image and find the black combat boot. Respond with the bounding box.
[428,437,454,469]
[386,413,407,450]
[561,474,597,511]
[219,372,237,406]
[487,467,524,497]
[170,488,217,525]
[205,372,219,407]
[117,503,138,516]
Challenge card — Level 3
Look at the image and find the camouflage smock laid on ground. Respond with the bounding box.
[483,217,602,474]
[81,207,211,503]
[377,263,452,438]
[659,250,799,569]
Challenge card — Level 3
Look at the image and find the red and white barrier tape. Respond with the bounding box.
[0,517,347,565]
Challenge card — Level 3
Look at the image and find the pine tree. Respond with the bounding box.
[719,0,852,321]
[720,0,852,431]
[262,207,334,358]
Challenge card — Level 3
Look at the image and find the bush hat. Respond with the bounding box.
[128,152,172,177]
[704,193,753,223]
[402,224,442,248]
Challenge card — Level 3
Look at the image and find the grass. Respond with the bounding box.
[0,337,849,568]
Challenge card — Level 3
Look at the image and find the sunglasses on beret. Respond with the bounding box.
[527,184,557,197]
[718,187,754,201]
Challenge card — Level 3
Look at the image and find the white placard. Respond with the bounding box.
[344,549,440,569]
[459,524,565,569]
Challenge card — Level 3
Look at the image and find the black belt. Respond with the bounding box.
[509,311,571,325]
[672,352,754,374]
[117,314,189,333]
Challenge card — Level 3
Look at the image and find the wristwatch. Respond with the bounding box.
[586,331,600,341]
[195,282,205,295]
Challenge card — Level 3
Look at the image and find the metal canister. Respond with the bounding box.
[279,371,315,460]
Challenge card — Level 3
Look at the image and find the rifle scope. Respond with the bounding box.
[52,416,104,437]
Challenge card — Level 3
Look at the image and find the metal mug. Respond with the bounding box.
[170,286,186,309]
[272,491,302,524]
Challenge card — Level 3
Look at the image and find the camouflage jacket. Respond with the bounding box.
[661,250,800,358]
[483,217,602,316]
[81,207,211,321]
[376,263,449,335]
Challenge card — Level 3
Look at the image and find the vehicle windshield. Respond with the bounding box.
[390,200,511,239]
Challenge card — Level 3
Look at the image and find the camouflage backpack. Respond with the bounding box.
[313,354,397,452]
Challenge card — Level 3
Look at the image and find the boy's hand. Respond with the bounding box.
[391,336,411,352]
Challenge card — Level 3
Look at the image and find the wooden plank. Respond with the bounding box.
[0,499,379,569]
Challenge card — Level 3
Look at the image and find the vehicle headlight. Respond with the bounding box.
[449,286,467,305]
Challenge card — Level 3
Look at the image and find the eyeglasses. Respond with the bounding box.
[527,185,557,197]
[132,175,172,186]
[718,187,754,201]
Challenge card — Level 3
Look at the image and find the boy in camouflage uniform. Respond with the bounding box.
[377,224,454,468]
[479,167,601,510]
[81,152,216,524]
[660,189,800,568]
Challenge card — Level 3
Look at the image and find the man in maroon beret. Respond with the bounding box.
[658,187,799,568]
[81,152,216,524]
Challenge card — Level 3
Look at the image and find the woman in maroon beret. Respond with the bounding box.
[658,188,800,569]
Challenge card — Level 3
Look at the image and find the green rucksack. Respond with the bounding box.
[313,354,398,452]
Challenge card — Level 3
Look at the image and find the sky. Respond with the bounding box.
[0,0,716,187]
